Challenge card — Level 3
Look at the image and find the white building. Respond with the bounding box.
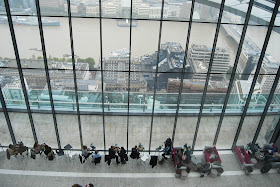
[149,6,169,19]
[251,55,280,94]
[189,44,230,80]
[2,78,28,102]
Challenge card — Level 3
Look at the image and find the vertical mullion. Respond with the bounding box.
[0,87,16,145]
[148,0,165,154]
[251,66,280,147]
[4,0,38,143]
[35,0,61,149]
[67,0,83,148]
[192,0,226,150]
[99,0,106,151]
[270,118,280,143]
[126,0,133,151]
[232,0,280,150]
[213,0,255,146]
[171,0,195,146]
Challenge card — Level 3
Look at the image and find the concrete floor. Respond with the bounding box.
[0,112,276,151]
[0,150,279,187]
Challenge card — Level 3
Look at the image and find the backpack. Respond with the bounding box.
[31,149,36,159]
[48,151,55,161]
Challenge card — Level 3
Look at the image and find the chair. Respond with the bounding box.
[93,157,101,165]
[140,155,149,166]
[64,144,73,162]
[149,155,158,168]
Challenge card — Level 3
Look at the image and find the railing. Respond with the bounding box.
[1,89,279,115]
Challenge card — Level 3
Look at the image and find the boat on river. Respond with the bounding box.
[0,16,60,26]
[117,19,137,27]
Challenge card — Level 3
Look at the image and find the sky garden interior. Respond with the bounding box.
[0,0,280,186]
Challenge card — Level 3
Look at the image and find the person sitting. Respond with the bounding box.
[92,150,101,165]
[130,145,140,159]
[42,144,55,160]
[109,146,120,164]
[184,146,191,164]
[43,144,51,156]
[33,143,42,154]
[6,144,18,159]
[118,147,127,164]
[164,138,172,148]
[82,145,91,159]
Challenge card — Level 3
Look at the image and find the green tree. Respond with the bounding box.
[85,57,95,70]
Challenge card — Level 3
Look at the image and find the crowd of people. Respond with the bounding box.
[6,138,175,166]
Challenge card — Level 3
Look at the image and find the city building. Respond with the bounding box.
[0,0,280,185]
[39,0,64,8]
[188,44,230,80]
[2,78,28,102]
[253,55,280,94]
[103,49,147,92]
[102,1,121,17]
[149,6,168,19]
[86,4,99,16]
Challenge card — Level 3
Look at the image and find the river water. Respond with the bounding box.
[1,17,280,67]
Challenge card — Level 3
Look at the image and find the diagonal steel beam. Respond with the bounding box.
[192,0,226,150]
[231,0,280,150]
[4,0,38,143]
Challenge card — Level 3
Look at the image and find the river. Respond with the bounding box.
[1,17,280,67]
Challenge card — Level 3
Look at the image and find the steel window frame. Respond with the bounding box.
[171,0,196,146]
[232,0,280,150]
[4,0,38,143]
[191,0,226,150]
[66,0,83,149]
[35,0,62,149]
[148,0,165,154]
[213,0,255,146]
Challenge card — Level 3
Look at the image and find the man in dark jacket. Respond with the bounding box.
[109,146,120,164]
[118,147,127,164]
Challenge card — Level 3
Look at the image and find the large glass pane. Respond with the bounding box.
[48,69,77,111]
[150,116,174,150]
[102,19,129,71]
[42,17,71,64]
[216,116,241,149]
[193,1,221,22]
[0,12,15,60]
[76,70,102,113]
[8,0,36,16]
[102,0,124,18]
[39,0,67,17]
[71,0,99,17]
[128,116,151,151]
[130,20,159,72]
[104,115,127,150]
[80,115,104,150]
[72,18,100,70]
[0,112,13,146]
[0,69,27,109]
[56,114,80,149]
[22,69,51,110]
[173,116,197,148]
[195,116,219,150]
[32,113,57,148]
[236,115,262,146]
[256,115,277,146]
[9,112,33,147]
[12,15,44,65]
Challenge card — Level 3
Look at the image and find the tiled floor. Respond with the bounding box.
[0,150,279,187]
